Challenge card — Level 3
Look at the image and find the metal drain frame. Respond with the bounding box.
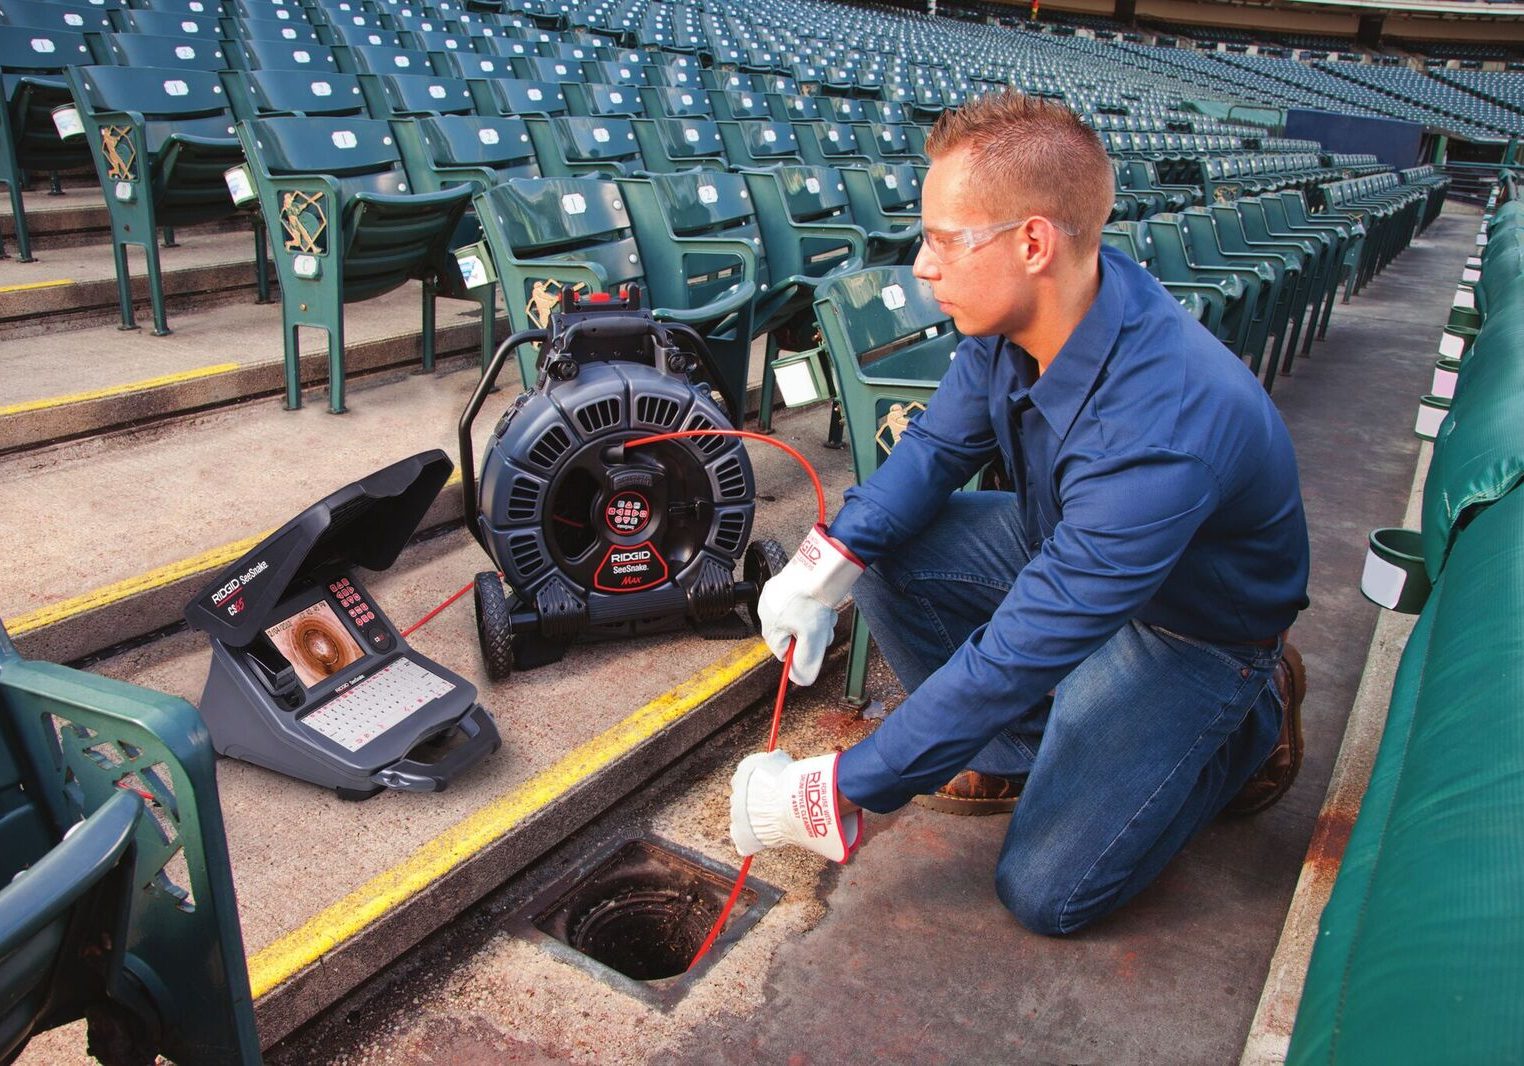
[515,835,781,1009]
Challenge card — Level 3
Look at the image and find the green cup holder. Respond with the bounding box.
[1447,305,1481,332]
[1415,394,1451,442]
[1362,527,1431,614]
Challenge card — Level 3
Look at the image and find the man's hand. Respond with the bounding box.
[757,524,864,685]
[729,751,863,863]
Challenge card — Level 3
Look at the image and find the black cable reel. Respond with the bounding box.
[459,286,789,680]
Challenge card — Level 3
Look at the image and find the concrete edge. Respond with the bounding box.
[1239,439,1432,1066]
[247,617,845,1048]
[6,475,466,664]
[0,320,495,454]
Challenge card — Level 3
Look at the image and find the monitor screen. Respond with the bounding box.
[265,599,365,689]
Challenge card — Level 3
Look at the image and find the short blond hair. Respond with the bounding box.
[925,90,1113,250]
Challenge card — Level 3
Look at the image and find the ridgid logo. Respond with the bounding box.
[799,770,830,838]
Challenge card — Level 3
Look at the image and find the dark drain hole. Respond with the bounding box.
[533,840,759,984]
[568,888,714,980]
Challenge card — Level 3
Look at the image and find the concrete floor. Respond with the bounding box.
[7,201,1476,1064]
[251,206,1478,1065]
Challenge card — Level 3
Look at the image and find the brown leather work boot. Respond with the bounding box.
[1225,642,1306,816]
[913,769,1024,816]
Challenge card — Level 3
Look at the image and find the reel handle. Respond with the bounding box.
[459,327,548,551]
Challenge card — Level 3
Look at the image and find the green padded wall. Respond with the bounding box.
[1290,486,1524,1063]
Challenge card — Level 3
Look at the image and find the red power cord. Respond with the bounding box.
[404,426,830,974]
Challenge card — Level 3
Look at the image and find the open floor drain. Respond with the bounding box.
[526,838,778,1006]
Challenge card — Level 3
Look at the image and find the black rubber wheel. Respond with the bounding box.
[474,571,514,682]
[744,538,791,590]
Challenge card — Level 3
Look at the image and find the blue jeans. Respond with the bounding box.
[853,492,1285,935]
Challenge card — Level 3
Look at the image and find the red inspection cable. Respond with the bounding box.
[403,427,830,973]
[617,429,827,973]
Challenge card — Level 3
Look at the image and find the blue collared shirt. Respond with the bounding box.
[831,245,1310,813]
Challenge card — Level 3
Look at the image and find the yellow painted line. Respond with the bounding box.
[0,363,244,418]
[0,278,73,294]
[3,473,463,636]
[247,637,772,998]
[5,533,270,637]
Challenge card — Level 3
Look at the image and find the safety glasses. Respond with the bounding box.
[920,215,1078,264]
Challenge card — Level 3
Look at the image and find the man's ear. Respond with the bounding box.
[1022,217,1063,276]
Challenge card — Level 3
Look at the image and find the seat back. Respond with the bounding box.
[99,31,229,70]
[637,83,712,118]
[813,265,957,483]
[359,70,475,117]
[525,114,641,176]
[716,118,801,167]
[472,174,647,382]
[473,75,568,117]
[629,115,724,172]
[0,0,113,33]
[394,112,538,192]
[222,67,366,120]
[0,622,259,1064]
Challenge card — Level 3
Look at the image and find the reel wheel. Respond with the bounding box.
[474,571,514,682]
[744,538,791,591]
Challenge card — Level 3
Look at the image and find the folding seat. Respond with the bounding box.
[1196,202,1317,383]
[643,60,713,92]
[839,160,921,251]
[772,91,822,123]
[564,79,643,117]
[716,118,800,168]
[818,96,867,124]
[225,36,339,71]
[337,42,436,74]
[1103,221,1207,324]
[61,65,246,334]
[358,71,476,117]
[226,0,308,21]
[0,622,259,1065]
[793,120,874,168]
[134,0,226,15]
[809,265,958,702]
[223,14,325,44]
[473,31,539,59]
[523,113,641,175]
[1134,216,1264,359]
[221,67,367,121]
[112,7,222,36]
[509,52,582,82]
[97,31,230,70]
[0,24,99,260]
[317,13,397,48]
[582,57,645,87]
[634,83,710,120]
[409,28,478,53]
[463,173,757,420]
[629,115,724,172]
[470,74,568,117]
[738,163,874,428]
[232,114,474,410]
[708,87,771,121]
[852,121,922,165]
[1147,212,1283,378]
[0,0,114,32]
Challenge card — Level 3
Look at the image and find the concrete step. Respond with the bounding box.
[0,282,501,454]
[0,225,271,339]
[1,174,249,259]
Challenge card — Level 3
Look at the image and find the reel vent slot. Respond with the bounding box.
[576,397,622,434]
[528,425,573,469]
[636,395,682,428]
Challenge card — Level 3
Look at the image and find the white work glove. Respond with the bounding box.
[757,523,864,686]
[730,750,863,863]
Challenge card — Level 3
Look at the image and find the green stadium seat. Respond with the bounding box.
[233,115,474,411]
[0,621,259,1064]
